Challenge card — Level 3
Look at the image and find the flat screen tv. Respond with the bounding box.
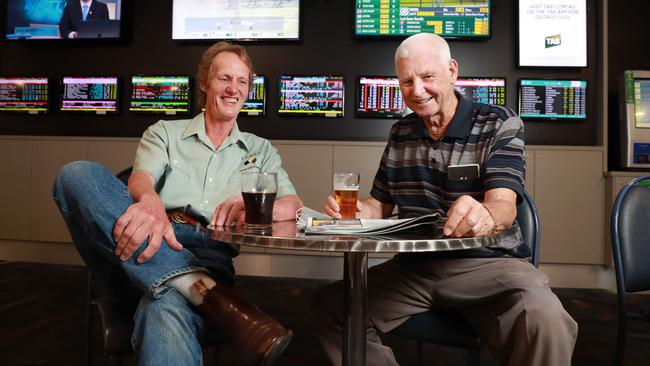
[172,0,300,41]
[6,0,123,40]
[455,77,506,105]
[518,0,587,67]
[355,76,406,118]
[355,0,490,39]
[278,75,344,117]
[0,77,49,114]
[518,79,587,121]
[129,76,190,115]
[240,75,266,116]
[60,76,119,114]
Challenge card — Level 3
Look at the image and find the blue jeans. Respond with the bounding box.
[53,161,236,365]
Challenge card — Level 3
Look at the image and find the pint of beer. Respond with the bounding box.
[333,173,360,219]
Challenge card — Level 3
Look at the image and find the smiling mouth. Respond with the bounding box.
[222,96,239,104]
[414,96,433,105]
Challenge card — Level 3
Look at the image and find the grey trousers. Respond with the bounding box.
[311,256,578,366]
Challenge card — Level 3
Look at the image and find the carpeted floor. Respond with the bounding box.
[1,260,649,366]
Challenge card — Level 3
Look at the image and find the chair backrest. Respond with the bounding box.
[611,174,650,293]
[516,189,541,268]
[116,166,133,185]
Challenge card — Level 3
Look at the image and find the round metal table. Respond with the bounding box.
[210,220,510,366]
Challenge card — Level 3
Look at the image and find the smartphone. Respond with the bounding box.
[447,164,480,181]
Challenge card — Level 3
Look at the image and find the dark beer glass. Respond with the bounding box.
[241,172,278,228]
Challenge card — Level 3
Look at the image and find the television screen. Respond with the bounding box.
[60,76,118,114]
[172,0,300,41]
[455,77,506,105]
[240,75,266,116]
[0,77,49,114]
[129,76,190,115]
[518,79,587,120]
[518,0,587,67]
[356,76,406,118]
[278,76,344,117]
[355,0,490,38]
[6,0,122,40]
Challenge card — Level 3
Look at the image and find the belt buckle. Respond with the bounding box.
[170,211,188,225]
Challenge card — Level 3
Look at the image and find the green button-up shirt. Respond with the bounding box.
[133,113,297,220]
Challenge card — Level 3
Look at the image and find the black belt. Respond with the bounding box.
[167,205,209,232]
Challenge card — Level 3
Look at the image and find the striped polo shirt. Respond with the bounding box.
[370,94,529,259]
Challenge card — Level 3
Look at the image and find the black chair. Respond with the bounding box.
[84,167,225,365]
[610,174,650,366]
[389,189,541,366]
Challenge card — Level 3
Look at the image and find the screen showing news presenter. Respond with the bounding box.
[5,0,122,40]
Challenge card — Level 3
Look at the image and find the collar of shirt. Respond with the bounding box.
[80,0,93,8]
[180,113,251,152]
[410,92,474,140]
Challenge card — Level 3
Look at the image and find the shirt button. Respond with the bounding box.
[204,200,208,204]
[173,159,178,164]
[208,177,213,182]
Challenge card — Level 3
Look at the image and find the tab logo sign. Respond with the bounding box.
[545,34,561,48]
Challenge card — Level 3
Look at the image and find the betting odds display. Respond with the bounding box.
[129,76,190,114]
[355,0,490,38]
[278,76,344,117]
[0,77,48,113]
[519,79,587,120]
[61,77,118,114]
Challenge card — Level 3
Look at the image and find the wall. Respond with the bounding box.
[1,0,601,145]
[606,0,650,170]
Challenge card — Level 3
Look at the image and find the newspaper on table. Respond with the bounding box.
[296,207,442,236]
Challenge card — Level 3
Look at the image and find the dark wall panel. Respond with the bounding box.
[0,0,600,145]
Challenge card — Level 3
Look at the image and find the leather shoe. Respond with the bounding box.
[193,280,292,366]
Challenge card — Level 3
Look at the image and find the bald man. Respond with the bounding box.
[313,33,578,366]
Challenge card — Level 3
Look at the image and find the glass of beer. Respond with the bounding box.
[241,172,278,228]
[333,172,360,219]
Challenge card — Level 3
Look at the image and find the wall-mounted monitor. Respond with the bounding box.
[278,76,344,118]
[455,77,506,106]
[518,79,587,121]
[6,0,122,40]
[0,77,49,114]
[172,0,300,41]
[129,76,190,115]
[355,0,490,39]
[518,0,587,67]
[60,76,118,114]
[355,76,406,118]
[240,75,266,116]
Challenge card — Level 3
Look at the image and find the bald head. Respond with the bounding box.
[395,33,452,66]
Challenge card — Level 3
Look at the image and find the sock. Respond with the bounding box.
[165,272,216,306]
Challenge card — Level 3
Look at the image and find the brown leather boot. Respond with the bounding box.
[193,280,293,366]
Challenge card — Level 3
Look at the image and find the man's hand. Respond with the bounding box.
[211,195,246,227]
[324,194,391,219]
[113,194,183,263]
[443,195,495,237]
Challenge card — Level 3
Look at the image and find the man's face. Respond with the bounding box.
[396,49,457,121]
[203,52,250,123]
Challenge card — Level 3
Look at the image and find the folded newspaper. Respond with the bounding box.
[296,207,442,236]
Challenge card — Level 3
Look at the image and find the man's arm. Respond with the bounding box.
[324,195,394,219]
[113,170,183,263]
[211,193,303,227]
[443,187,517,237]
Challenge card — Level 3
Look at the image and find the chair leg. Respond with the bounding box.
[466,348,480,366]
[108,354,125,366]
[416,341,423,366]
[614,314,627,366]
[85,271,93,366]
